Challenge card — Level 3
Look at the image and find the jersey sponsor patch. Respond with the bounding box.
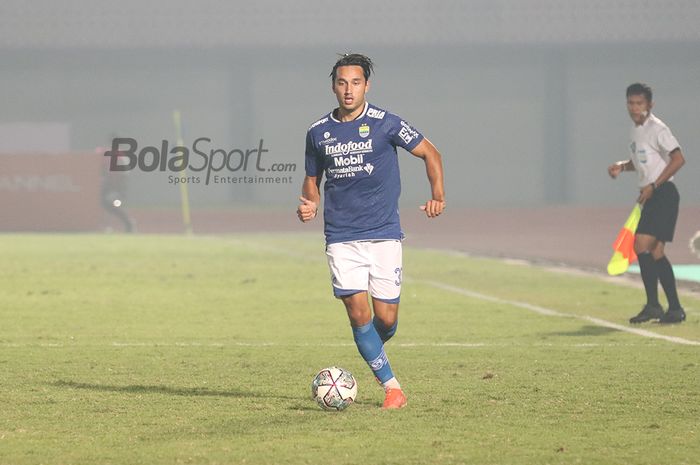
[367,108,386,119]
[333,153,365,167]
[324,139,373,156]
[398,121,420,145]
[309,117,329,130]
[319,135,338,145]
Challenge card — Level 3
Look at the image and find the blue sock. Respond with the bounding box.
[352,321,394,383]
[373,316,398,343]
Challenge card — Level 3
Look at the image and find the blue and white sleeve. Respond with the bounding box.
[384,114,424,152]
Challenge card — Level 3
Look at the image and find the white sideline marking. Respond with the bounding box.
[423,280,700,347]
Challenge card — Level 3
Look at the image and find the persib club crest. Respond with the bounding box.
[359,123,370,138]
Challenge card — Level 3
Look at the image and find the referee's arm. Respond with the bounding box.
[637,148,685,204]
[654,148,685,187]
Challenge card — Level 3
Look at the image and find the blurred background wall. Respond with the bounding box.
[1,0,699,220]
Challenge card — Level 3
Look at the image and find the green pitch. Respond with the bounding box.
[0,234,698,465]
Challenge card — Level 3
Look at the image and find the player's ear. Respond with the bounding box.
[365,79,370,94]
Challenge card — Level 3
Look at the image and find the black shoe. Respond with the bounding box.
[659,307,686,324]
[629,304,664,324]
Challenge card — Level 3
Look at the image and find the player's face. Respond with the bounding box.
[627,94,652,125]
[332,66,369,115]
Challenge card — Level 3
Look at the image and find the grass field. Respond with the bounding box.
[1,234,698,465]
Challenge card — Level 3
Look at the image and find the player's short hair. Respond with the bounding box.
[626,83,653,102]
[330,53,374,82]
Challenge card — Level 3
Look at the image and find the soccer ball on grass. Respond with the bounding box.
[311,366,358,411]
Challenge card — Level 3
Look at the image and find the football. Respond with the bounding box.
[311,366,358,411]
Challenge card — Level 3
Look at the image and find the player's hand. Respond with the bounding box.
[420,199,445,218]
[637,184,654,205]
[608,163,623,179]
[297,196,318,222]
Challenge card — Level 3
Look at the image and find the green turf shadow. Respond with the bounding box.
[51,379,298,401]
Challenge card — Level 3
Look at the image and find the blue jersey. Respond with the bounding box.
[305,102,424,244]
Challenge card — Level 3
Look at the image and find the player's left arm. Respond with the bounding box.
[410,138,446,218]
[639,148,685,204]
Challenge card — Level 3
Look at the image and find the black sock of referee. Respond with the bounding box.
[656,255,681,309]
[637,252,660,307]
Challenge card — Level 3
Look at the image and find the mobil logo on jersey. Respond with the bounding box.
[333,153,365,167]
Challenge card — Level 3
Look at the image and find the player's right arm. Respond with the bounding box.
[297,129,323,223]
[608,160,634,179]
[297,175,321,223]
[410,138,446,218]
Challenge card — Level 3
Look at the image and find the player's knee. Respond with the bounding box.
[373,315,398,343]
[347,306,372,327]
[347,310,371,327]
[373,313,395,327]
[383,321,398,342]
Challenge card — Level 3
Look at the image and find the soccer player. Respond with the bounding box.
[297,54,446,409]
[608,83,686,324]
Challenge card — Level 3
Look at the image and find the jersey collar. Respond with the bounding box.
[330,101,369,123]
[635,112,654,128]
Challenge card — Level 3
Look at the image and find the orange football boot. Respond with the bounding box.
[382,388,407,409]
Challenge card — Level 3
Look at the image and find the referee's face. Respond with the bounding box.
[332,65,369,115]
[627,94,652,125]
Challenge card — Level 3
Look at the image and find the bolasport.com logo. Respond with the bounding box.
[104,137,296,186]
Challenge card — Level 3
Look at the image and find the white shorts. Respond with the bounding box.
[325,240,402,303]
